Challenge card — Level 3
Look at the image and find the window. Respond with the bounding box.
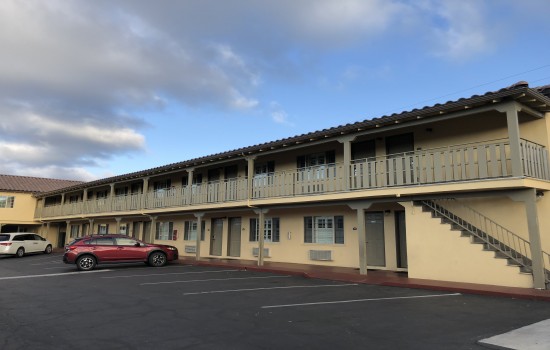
[115,187,128,196]
[304,216,344,244]
[249,218,280,242]
[88,237,114,245]
[155,222,174,240]
[115,237,139,246]
[0,196,15,208]
[70,225,80,238]
[153,179,172,197]
[184,221,205,241]
[98,224,109,235]
[297,151,335,169]
[253,161,275,187]
[119,224,128,235]
[68,195,80,203]
[296,151,336,184]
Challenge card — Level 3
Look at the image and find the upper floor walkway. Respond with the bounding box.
[35,138,550,219]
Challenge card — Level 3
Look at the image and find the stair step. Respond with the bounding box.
[471,236,485,244]
[483,244,497,251]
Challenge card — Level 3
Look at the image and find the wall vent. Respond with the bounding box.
[309,250,332,261]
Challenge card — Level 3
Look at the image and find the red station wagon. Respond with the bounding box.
[63,234,178,271]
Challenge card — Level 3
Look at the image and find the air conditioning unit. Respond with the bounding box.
[309,250,332,261]
[252,247,270,257]
[184,245,196,253]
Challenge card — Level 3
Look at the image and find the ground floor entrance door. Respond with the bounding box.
[227,217,241,257]
[210,218,223,256]
[365,212,386,266]
[57,231,66,248]
[143,221,152,243]
[395,211,408,268]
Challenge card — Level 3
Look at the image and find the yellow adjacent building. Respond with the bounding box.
[0,175,82,234]
[28,82,550,289]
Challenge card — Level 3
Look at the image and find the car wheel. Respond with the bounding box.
[44,245,53,254]
[76,255,96,271]
[148,251,167,267]
[16,247,25,258]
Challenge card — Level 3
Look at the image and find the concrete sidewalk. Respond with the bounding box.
[177,257,550,302]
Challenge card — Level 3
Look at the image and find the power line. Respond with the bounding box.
[380,64,550,117]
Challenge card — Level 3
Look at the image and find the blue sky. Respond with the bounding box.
[0,0,549,181]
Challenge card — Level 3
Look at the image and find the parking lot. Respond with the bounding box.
[1,254,550,349]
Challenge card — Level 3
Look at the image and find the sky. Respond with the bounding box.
[1,0,550,181]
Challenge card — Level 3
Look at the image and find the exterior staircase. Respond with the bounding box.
[414,199,550,288]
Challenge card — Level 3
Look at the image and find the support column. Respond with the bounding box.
[510,189,546,289]
[88,219,94,235]
[338,136,356,191]
[194,212,205,261]
[348,201,373,275]
[66,220,71,244]
[148,216,158,243]
[247,156,256,201]
[187,168,194,204]
[498,103,523,177]
[115,217,122,234]
[254,208,269,266]
[141,178,149,209]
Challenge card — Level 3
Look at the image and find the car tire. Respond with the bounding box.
[44,245,53,254]
[148,251,167,267]
[15,247,25,258]
[76,255,96,271]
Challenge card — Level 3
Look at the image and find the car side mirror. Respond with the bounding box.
[134,242,141,247]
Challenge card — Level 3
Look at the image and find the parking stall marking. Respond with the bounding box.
[0,269,113,280]
[183,283,359,295]
[261,293,462,309]
[140,275,292,285]
[101,269,241,279]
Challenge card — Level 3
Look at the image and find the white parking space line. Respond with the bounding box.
[101,269,241,279]
[261,293,462,309]
[141,275,292,285]
[30,261,60,265]
[0,269,113,280]
[183,283,359,295]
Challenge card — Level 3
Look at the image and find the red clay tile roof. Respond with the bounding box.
[0,175,83,194]
[36,81,550,197]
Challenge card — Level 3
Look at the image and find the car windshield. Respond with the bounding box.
[0,234,9,242]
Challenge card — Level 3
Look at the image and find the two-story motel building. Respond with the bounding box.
[33,81,550,290]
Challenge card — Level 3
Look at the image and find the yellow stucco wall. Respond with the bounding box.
[401,202,534,288]
[0,191,37,225]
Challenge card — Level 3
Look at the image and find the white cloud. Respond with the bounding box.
[416,1,495,61]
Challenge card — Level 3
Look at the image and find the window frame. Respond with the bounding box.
[304,215,344,244]
[249,217,280,243]
[155,221,175,240]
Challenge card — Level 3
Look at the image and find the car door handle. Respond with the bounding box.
[117,247,124,250]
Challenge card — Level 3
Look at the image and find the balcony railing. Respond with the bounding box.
[35,139,550,218]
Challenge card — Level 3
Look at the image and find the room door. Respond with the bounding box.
[365,212,386,266]
[227,217,241,257]
[210,218,223,256]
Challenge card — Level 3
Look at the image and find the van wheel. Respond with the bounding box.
[16,247,25,258]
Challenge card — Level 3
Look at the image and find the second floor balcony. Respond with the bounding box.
[36,138,550,219]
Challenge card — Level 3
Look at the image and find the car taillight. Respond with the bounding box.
[68,246,78,251]
[0,242,12,246]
